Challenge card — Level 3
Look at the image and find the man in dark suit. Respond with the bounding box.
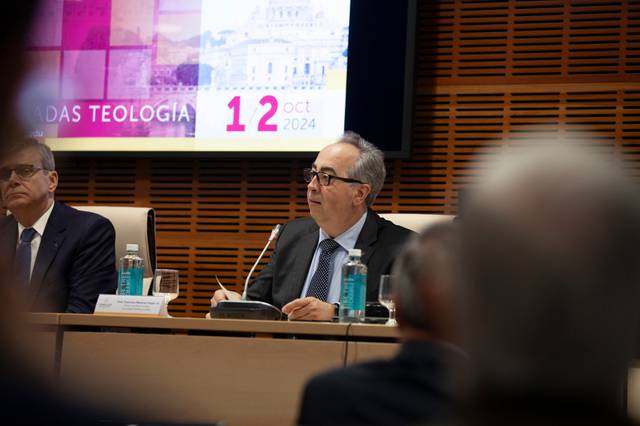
[245,210,411,310]
[210,132,413,320]
[297,222,463,426]
[0,138,117,313]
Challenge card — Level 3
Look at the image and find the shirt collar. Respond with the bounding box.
[17,201,54,239]
[318,210,368,251]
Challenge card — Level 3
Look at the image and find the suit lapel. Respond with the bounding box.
[0,216,18,272]
[28,202,67,304]
[355,209,379,265]
[283,222,318,302]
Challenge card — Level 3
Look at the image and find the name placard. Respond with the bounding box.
[94,295,167,317]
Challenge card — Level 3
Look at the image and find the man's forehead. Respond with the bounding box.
[313,143,358,170]
[1,147,40,166]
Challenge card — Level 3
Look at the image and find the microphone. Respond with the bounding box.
[210,224,283,320]
[242,224,281,300]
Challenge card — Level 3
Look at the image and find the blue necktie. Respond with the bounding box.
[306,239,341,301]
[15,228,37,287]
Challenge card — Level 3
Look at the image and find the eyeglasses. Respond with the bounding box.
[0,164,50,182]
[303,168,364,186]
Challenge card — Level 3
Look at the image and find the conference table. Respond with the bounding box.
[25,313,401,426]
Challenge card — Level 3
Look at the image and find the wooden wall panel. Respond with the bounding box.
[53,0,640,317]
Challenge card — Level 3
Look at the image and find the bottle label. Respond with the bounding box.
[340,274,366,310]
[117,271,130,295]
[118,267,144,296]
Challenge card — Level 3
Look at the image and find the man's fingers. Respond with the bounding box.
[225,291,241,301]
[287,303,314,320]
[211,289,241,307]
[282,297,313,315]
[286,298,335,321]
[291,300,335,321]
[210,289,226,307]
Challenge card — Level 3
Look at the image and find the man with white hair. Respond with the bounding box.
[211,132,413,321]
[454,142,640,425]
[0,138,117,313]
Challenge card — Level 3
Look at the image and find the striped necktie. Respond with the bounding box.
[305,239,341,301]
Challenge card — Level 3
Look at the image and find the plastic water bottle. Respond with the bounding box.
[117,243,144,296]
[339,249,367,323]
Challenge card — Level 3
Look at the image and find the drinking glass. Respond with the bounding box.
[153,269,179,307]
[378,275,396,326]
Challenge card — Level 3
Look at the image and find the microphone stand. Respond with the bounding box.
[210,224,283,320]
[242,224,281,300]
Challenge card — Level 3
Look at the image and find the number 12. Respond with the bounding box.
[226,95,278,132]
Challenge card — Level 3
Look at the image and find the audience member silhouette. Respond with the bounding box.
[298,222,464,426]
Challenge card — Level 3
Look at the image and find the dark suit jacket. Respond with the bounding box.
[247,210,414,308]
[433,399,637,426]
[0,201,117,313]
[297,341,460,426]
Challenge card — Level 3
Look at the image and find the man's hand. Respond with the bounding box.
[282,297,335,321]
[205,289,241,318]
[211,288,241,307]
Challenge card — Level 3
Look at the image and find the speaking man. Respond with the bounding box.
[0,138,117,313]
[210,132,414,321]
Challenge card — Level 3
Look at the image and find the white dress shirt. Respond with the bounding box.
[299,211,368,303]
[16,202,54,279]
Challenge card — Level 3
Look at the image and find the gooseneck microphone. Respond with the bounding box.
[241,224,281,300]
[210,224,284,320]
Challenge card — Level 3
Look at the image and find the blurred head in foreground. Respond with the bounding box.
[0,4,35,152]
[393,221,459,343]
[0,1,40,307]
[458,140,640,412]
[0,1,124,424]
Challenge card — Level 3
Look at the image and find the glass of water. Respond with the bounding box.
[378,275,397,326]
[153,269,179,307]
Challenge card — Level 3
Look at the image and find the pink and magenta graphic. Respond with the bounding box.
[26,0,198,138]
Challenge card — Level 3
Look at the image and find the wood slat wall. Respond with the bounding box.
[54,0,640,317]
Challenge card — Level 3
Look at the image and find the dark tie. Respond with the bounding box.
[15,228,37,287]
[306,239,341,301]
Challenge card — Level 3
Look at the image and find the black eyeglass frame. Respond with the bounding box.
[303,168,364,186]
[0,164,51,182]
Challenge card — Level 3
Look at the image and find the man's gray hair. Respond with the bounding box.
[338,131,385,206]
[392,222,457,330]
[460,141,640,399]
[5,138,55,171]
